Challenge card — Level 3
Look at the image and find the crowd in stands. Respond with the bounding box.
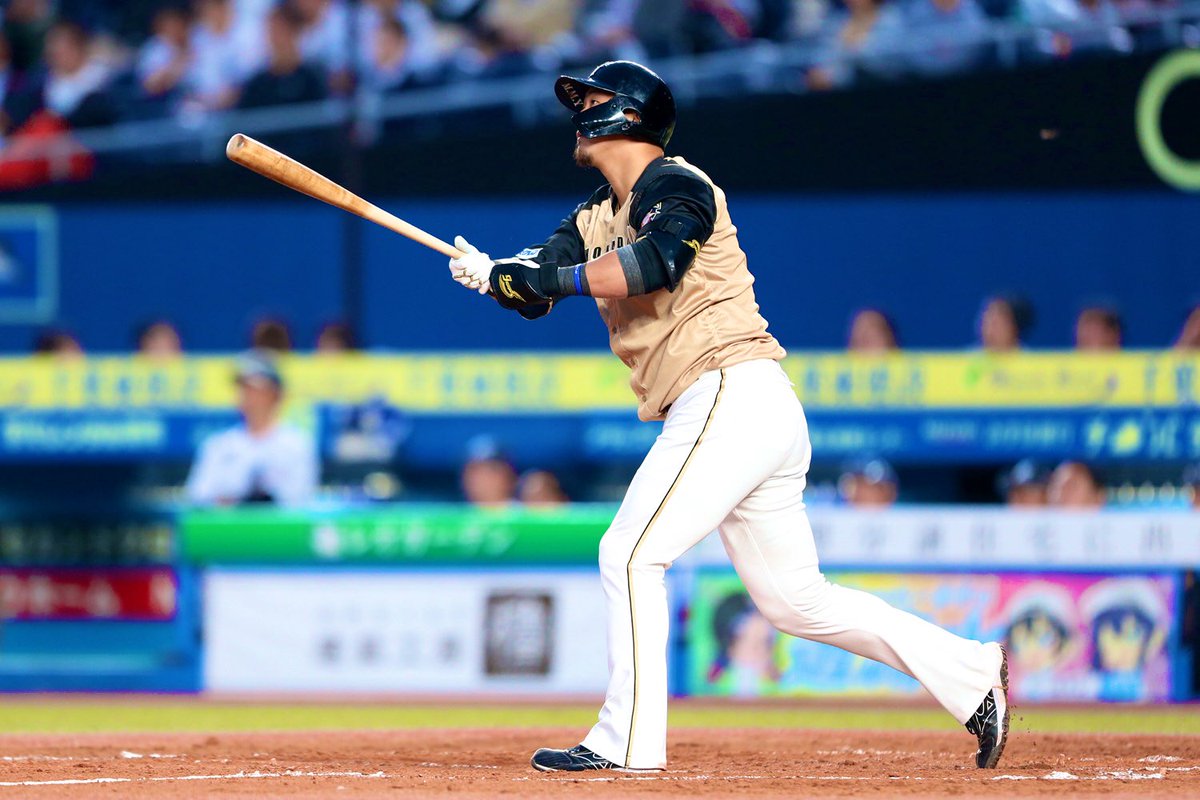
[0,0,1195,142]
[836,455,1197,510]
[845,297,1198,353]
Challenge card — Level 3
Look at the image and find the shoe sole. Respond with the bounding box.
[530,757,661,774]
[980,645,1011,769]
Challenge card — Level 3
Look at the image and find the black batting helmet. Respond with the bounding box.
[555,61,676,148]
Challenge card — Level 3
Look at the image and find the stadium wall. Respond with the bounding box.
[0,192,1196,353]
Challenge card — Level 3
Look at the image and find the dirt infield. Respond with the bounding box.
[2,727,1198,799]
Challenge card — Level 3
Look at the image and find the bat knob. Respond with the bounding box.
[226,133,248,159]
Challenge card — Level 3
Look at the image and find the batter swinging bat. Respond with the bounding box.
[225,133,464,259]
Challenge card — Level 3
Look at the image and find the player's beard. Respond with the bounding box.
[574,139,593,168]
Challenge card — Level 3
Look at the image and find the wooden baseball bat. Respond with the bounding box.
[225,133,464,258]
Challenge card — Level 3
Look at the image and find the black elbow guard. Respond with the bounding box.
[517,300,554,320]
[634,217,706,291]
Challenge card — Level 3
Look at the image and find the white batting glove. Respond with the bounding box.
[449,235,493,295]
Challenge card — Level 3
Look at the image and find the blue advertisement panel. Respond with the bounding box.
[687,571,1179,703]
[0,206,57,324]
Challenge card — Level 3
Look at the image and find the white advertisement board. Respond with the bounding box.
[682,508,1200,569]
[203,569,610,693]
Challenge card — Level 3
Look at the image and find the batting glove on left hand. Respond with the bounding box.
[449,235,493,295]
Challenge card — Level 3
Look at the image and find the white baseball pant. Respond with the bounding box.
[580,359,1004,769]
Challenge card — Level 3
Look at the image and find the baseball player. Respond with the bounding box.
[448,61,1009,773]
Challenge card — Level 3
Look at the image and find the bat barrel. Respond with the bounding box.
[224,132,465,259]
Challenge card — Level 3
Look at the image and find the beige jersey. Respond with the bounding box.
[516,156,785,421]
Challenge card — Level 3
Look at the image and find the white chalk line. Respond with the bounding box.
[2,754,183,763]
[0,770,387,788]
[520,762,1200,784]
[994,765,1199,782]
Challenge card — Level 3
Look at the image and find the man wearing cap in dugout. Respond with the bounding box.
[186,350,317,507]
[447,61,1011,774]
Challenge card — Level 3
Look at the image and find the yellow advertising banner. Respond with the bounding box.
[0,351,1194,412]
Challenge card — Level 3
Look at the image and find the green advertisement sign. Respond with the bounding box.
[179,505,616,565]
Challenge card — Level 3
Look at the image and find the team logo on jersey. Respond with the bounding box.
[515,247,542,259]
[640,202,662,228]
[497,274,525,302]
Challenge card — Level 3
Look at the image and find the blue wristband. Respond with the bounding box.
[556,264,590,297]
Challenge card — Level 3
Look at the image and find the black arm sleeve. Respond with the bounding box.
[513,186,608,269]
[500,186,607,319]
[623,171,717,293]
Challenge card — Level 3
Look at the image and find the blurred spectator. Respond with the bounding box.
[519,469,569,506]
[290,0,351,92]
[362,15,417,93]
[39,20,115,128]
[239,5,327,108]
[316,321,356,352]
[32,327,83,359]
[978,294,1034,352]
[684,0,792,52]
[356,0,440,78]
[137,4,192,101]
[791,0,834,39]
[1001,459,1050,507]
[1020,0,1133,59]
[135,319,183,359]
[482,0,576,52]
[0,31,21,136]
[805,0,903,91]
[1046,461,1105,508]
[847,308,899,352]
[1174,304,1200,350]
[903,0,990,78]
[451,24,538,79]
[251,316,293,352]
[1184,463,1200,511]
[1074,306,1122,350]
[186,350,317,506]
[186,0,263,113]
[839,457,898,507]
[461,435,517,506]
[632,0,689,56]
[560,0,647,65]
[2,0,53,73]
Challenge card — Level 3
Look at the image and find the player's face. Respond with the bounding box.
[1007,483,1048,507]
[237,379,281,429]
[574,90,620,167]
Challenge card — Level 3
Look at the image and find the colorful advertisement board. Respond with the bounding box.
[687,571,1178,703]
[0,568,178,620]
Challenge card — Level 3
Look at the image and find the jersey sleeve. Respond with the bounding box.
[185,434,229,505]
[624,169,717,291]
[509,185,608,269]
[497,186,609,319]
[267,430,318,507]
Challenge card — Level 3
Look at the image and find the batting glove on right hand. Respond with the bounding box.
[449,235,493,295]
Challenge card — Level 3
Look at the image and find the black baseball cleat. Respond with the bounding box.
[965,646,1010,769]
[531,744,618,772]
